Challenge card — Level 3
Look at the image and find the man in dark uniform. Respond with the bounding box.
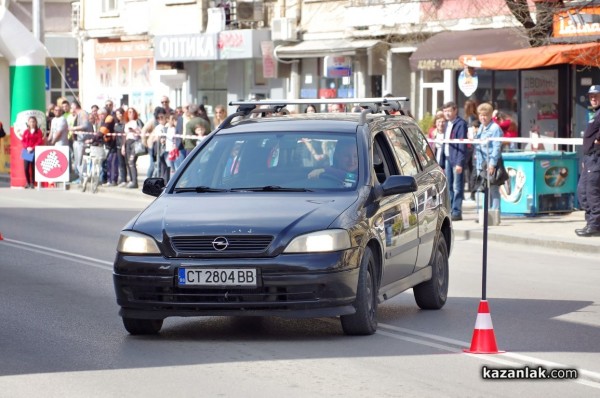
[576,85,600,237]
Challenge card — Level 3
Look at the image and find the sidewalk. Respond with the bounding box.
[2,171,598,254]
[455,200,599,254]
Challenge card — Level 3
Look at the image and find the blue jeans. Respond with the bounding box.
[445,160,464,217]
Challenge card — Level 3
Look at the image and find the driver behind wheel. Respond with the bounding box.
[308,140,358,187]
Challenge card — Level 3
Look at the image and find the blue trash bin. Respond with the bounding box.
[499,151,578,215]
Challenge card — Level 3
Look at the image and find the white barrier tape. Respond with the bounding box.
[433,137,582,146]
[72,130,205,140]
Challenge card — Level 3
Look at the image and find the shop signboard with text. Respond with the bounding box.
[323,56,352,78]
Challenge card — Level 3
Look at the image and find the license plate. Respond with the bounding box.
[178,268,257,287]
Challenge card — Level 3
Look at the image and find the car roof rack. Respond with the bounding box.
[221,97,410,128]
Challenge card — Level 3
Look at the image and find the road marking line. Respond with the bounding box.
[378,322,600,388]
[3,238,598,389]
[1,238,113,270]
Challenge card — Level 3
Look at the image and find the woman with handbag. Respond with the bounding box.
[475,103,504,219]
[21,116,44,189]
[123,107,144,189]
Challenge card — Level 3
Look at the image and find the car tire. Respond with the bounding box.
[122,317,163,335]
[341,247,378,336]
[413,234,448,310]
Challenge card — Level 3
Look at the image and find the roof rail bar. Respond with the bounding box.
[229,97,409,107]
[225,97,410,127]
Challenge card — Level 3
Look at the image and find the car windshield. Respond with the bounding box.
[173,132,359,191]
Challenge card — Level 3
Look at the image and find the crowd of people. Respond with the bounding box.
[427,100,510,222]
[15,90,599,237]
[32,95,227,189]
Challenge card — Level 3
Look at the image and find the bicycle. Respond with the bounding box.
[80,145,106,193]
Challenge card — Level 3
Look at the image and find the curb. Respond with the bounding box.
[453,228,600,254]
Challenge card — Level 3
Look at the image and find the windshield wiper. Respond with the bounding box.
[174,186,228,193]
[230,185,313,192]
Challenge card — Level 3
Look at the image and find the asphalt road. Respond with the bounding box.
[0,187,599,397]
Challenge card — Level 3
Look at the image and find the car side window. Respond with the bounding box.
[388,128,419,177]
[402,126,436,169]
[372,137,389,184]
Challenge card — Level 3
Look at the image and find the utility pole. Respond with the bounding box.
[32,0,45,43]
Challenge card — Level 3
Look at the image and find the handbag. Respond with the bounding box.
[134,140,148,156]
[21,148,34,162]
[479,157,509,187]
[168,148,179,162]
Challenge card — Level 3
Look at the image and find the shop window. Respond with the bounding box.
[457,69,492,115]
[493,71,518,114]
[102,0,119,14]
[423,70,443,84]
[197,60,228,117]
[47,61,79,109]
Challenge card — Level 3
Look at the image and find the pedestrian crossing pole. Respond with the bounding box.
[481,184,489,300]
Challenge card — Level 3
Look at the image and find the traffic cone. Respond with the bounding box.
[464,300,504,354]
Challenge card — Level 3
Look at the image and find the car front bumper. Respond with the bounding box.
[113,248,362,320]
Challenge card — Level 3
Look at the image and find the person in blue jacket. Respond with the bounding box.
[475,102,503,215]
[439,101,468,221]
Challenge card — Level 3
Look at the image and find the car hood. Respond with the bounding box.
[131,192,359,239]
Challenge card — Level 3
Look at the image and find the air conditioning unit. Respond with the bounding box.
[236,0,263,21]
[271,17,298,41]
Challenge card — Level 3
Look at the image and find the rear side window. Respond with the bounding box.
[402,127,437,169]
[387,128,419,177]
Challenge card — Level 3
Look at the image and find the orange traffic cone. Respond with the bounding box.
[464,300,504,354]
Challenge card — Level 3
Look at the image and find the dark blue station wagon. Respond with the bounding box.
[113,98,453,336]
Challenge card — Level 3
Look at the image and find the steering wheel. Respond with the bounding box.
[319,172,345,187]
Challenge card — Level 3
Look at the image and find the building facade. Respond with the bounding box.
[77,0,283,120]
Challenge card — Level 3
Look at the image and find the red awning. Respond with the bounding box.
[460,42,600,70]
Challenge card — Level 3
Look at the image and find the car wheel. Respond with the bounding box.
[122,317,163,335]
[341,247,378,336]
[413,234,448,310]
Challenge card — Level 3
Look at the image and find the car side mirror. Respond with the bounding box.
[380,175,417,196]
[142,178,165,197]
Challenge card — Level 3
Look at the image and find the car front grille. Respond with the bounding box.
[129,285,320,308]
[171,235,273,253]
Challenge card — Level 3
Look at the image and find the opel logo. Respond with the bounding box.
[212,236,229,251]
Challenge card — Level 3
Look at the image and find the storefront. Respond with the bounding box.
[460,45,600,146]
[153,29,278,116]
[90,40,155,121]
[408,28,530,121]
[274,38,390,111]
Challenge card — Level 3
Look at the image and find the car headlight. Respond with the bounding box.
[117,231,161,254]
[284,229,351,253]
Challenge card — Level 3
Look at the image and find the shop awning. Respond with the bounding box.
[460,42,600,70]
[409,28,529,71]
[275,39,387,59]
